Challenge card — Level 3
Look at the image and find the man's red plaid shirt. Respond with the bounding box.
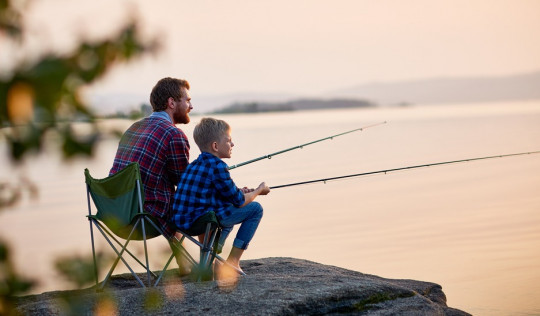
[110,114,190,238]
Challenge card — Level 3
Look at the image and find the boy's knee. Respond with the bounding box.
[250,201,263,218]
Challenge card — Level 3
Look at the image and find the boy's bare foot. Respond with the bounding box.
[214,261,242,289]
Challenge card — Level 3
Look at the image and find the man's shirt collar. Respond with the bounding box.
[150,111,173,124]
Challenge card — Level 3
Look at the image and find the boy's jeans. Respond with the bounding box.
[218,201,263,250]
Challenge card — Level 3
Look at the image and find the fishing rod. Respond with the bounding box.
[269,150,540,189]
[228,121,387,170]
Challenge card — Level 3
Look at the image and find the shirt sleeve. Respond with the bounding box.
[167,130,190,184]
[213,161,245,207]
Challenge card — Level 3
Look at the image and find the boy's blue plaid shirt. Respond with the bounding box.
[172,152,245,231]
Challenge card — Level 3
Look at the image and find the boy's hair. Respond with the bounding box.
[149,77,190,112]
[194,117,231,152]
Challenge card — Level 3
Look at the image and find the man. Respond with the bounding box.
[110,77,192,273]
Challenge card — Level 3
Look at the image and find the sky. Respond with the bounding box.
[5,0,540,111]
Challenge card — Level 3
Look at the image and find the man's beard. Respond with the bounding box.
[173,110,190,124]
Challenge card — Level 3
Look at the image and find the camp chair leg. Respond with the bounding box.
[148,220,198,272]
[172,230,246,279]
[135,180,152,287]
[152,240,199,287]
[140,219,152,287]
[169,235,198,269]
[89,218,99,287]
[204,227,218,266]
[153,253,175,287]
[174,234,207,263]
[197,223,219,282]
[177,236,198,267]
[197,223,211,281]
[154,234,200,286]
[87,186,100,286]
[207,228,221,269]
[96,220,157,279]
[94,219,146,289]
[89,218,152,289]
[199,223,211,265]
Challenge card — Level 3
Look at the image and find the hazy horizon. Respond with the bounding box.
[87,70,540,114]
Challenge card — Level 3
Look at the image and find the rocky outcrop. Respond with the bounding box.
[15,257,471,315]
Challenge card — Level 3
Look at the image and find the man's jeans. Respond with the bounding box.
[218,201,263,250]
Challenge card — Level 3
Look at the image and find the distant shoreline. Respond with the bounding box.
[210,98,376,114]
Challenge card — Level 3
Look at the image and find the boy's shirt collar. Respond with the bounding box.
[200,151,227,166]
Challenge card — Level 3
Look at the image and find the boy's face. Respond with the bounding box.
[215,129,234,159]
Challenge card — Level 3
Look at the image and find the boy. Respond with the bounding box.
[172,117,270,274]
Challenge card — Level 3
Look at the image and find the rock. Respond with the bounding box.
[15,257,471,315]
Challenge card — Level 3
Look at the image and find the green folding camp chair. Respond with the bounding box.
[85,162,196,289]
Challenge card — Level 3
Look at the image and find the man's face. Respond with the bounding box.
[172,88,192,124]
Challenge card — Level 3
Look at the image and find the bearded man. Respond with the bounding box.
[110,77,193,274]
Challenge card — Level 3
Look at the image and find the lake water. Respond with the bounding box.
[1,100,540,315]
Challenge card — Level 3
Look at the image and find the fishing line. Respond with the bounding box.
[269,150,540,189]
[228,121,387,170]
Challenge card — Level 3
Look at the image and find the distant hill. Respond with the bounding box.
[212,98,375,114]
[87,71,540,115]
[331,71,540,105]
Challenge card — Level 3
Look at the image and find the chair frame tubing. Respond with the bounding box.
[168,224,246,281]
[86,179,180,290]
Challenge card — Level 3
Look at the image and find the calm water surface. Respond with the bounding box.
[1,101,540,315]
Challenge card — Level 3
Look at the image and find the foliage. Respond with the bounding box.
[0,0,160,313]
[54,253,112,289]
[54,253,116,316]
[0,0,22,39]
[144,287,165,312]
[0,0,158,209]
[0,9,157,162]
[0,239,35,315]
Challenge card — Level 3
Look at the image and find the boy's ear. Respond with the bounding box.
[211,141,218,152]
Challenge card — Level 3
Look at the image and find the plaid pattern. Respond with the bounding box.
[110,115,190,238]
[172,152,245,231]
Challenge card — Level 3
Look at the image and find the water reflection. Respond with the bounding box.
[1,101,540,316]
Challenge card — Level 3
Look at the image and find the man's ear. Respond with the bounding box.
[167,97,175,108]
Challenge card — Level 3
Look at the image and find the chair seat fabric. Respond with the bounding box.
[181,211,220,236]
[86,162,162,240]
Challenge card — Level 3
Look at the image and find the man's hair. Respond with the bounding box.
[194,117,230,152]
[149,77,190,112]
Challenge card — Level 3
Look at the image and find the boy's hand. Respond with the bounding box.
[241,187,254,193]
[240,182,270,207]
[257,182,270,195]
